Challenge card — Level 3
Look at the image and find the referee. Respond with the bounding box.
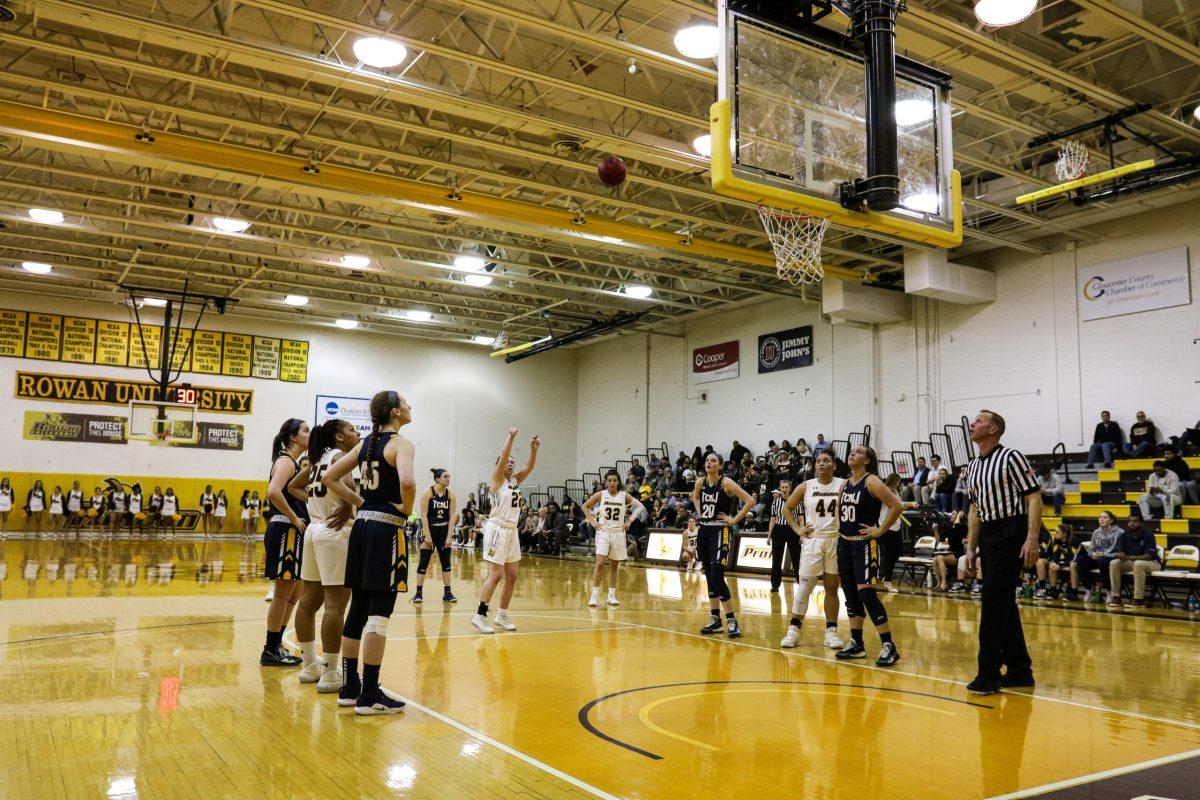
[768,480,800,592]
[963,410,1042,695]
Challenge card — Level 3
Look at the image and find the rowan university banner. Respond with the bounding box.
[1078,247,1191,321]
[757,325,813,374]
[15,371,253,413]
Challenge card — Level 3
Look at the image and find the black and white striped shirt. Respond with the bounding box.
[770,494,786,522]
[964,444,1039,522]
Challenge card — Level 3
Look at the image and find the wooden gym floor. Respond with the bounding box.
[2,537,1198,800]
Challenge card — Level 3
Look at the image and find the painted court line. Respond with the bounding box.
[401,695,621,800]
[981,746,1200,800]
[385,625,631,642]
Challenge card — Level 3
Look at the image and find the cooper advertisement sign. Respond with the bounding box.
[691,340,740,385]
[1078,247,1191,321]
[757,325,813,374]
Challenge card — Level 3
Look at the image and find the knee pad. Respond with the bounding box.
[342,597,368,639]
[791,576,817,617]
[439,547,452,573]
[363,615,389,638]
[705,563,731,603]
[416,548,433,576]
[859,588,889,627]
[842,585,865,619]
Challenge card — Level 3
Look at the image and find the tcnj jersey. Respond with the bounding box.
[803,477,845,537]
[490,480,521,527]
[306,448,344,526]
[597,490,628,533]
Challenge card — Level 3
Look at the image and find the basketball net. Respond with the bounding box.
[1055,140,1089,182]
[493,331,510,351]
[758,205,830,285]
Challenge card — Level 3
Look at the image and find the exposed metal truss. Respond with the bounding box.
[0,0,1197,343]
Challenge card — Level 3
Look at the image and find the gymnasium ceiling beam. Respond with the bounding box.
[1071,0,1200,66]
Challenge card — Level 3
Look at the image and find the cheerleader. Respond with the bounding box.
[249,492,262,537]
[161,487,180,537]
[0,477,13,535]
[48,486,66,534]
[261,418,311,668]
[25,480,46,533]
[148,487,164,532]
[322,390,416,714]
[214,490,228,534]
[199,484,216,536]
[106,482,127,536]
[128,483,146,537]
[88,486,106,532]
[239,490,252,538]
[66,481,84,535]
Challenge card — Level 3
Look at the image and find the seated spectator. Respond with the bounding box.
[932,511,968,591]
[729,440,750,466]
[629,458,646,484]
[1161,445,1197,506]
[638,481,653,502]
[1169,419,1200,455]
[932,466,956,513]
[794,438,811,459]
[902,456,930,503]
[1138,461,1181,519]
[1107,514,1158,608]
[1071,510,1122,602]
[812,434,831,455]
[1036,465,1065,516]
[1086,410,1122,469]
[1034,524,1074,600]
[950,545,982,595]
[1122,411,1157,458]
[952,465,969,512]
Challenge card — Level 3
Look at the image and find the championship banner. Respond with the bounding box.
[691,340,740,385]
[171,422,245,451]
[23,410,127,444]
[316,395,373,437]
[15,371,254,413]
[1078,247,1191,321]
[757,325,813,374]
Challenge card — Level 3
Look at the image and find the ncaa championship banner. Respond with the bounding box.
[757,325,813,374]
[691,340,739,385]
[1078,247,1191,321]
[316,395,373,437]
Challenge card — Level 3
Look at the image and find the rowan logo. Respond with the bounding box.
[26,413,82,440]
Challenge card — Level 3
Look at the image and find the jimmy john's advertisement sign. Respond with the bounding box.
[15,371,253,414]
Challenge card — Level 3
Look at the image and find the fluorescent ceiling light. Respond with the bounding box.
[29,208,65,224]
[405,309,433,322]
[624,284,653,299]
[673,24,719,59]
[335,318,359,329]
[692,134,712,158]
[353,37,407,68]
[284,294,309,306]
[1193,104,1200,123]
[472,335,496,346]
[142,297,168,307]
[901,191,941,214]
[211,217,251,233]
[340,254,370,269]
[895,99,934,127]
[463,273,493,287]
[21,261,53,274]
[454,254,487,272]
[974,0,1037,27]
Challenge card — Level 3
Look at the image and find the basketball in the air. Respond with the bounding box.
[597,156,627,187]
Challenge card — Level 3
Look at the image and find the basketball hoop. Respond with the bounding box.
[493,332,510,351]
[1055,140,1089,182]
[154,428,171,447]
[758,205,830,285]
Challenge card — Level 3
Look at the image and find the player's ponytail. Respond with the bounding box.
[361,390,401,490]
[862,446,880,476]
[271,418,304,464]
[307,418,345,466]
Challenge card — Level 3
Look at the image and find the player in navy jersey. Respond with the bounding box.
[413,469,458,605]
[323,390,416,715]
[692,452,755,638]
[260,417,311,667]
[835,445,906,666]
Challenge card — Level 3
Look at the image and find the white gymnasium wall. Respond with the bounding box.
[2,294,578,489]
[573,198,1200,469]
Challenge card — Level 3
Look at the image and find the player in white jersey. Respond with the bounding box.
[288,417,361,690]
[779,451,847,649]
[583,469,645,607]
[471,427,539,634]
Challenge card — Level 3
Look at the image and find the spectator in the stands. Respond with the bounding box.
[932,467,956,513]
[1086,410,1123,469]
[1036,465,1065,516]
[1107,514,1158,608]
[794,438,812,458]
[1034,524,1075,600]
[1161,445,1197,506]
[1138,460,1181,520]
[812,434,830,455]
[766,441,782,469]
[1071,510,1122,602]
[1122,410,1157,458]
[629,458,646,484]
[952,465,970,512]
[903,456,930,503]
[729,440,750,467]
[638,479,653,503]
[691,446,704,466]
[933,511,968,591]
[1169,419,1200,455]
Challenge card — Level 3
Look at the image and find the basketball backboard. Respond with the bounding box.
[711,0,963,248]
[128,400,198,446]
